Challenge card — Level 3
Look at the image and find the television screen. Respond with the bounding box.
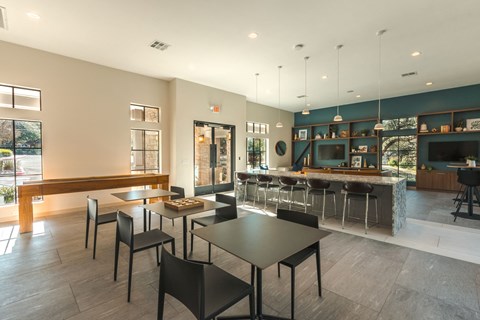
[318,144,345,160]
[428,141,478,162]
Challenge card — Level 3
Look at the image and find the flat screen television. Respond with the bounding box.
[318,144,345,160]
[428,141,478,162]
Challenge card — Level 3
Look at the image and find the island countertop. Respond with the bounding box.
[242,170,406,186]
[238,170,407,236]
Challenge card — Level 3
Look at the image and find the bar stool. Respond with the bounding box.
[276,176,307,211]
[253,174,278,209]
[235,172,254,206]
[342,182,378,234]
[305,178,336,223]
[453,170,480,221]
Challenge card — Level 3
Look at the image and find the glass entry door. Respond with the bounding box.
[194,121,235,195]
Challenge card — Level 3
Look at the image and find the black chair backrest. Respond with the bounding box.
[170,186,185,200]
[215,193,237,220]
[277,209,319,249]
[458,170,480,186]
[307,179,330,189]
[160,247,205,319]
[257,174,272,183]
[87,196,98,221]
[343,182,374,194]
[279,176,297,186]
[236,172,250,182]
[116,211,134,247]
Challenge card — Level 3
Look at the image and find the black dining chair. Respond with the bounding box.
[276,209,321,320]
[85,196,118,259]
[190,193,236,262]
[342,182,378,234]
[158,247,254,320]
[158,186,184,230]
[114,211,175,302]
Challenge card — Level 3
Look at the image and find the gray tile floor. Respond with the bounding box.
[1,190,480,320]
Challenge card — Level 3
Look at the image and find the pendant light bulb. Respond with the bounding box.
[302,56,310,115]
[276,65,284,128]
[374,29,387,131]
[334,44,343,122]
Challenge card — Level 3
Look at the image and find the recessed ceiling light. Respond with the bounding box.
[411,51,422,57]
[248,32,258,39]
[26,12,40,20]
[322,75,328,80]
[426,82,433,86]
[356,95,361,98]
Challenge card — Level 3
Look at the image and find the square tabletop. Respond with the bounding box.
[141,198,229,219]
[191,214,331,270]
[112,189,178,201]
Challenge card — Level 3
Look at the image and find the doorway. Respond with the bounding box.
[194,121,235,195]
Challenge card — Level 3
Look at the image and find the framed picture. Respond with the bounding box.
[351,155,362,168]
[466,118,480,131]
[340,130,349,138]
[298,129,308,140]
[358,145,368,153]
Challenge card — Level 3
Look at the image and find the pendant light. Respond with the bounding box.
[302,56,310,115]
[333,44,343,122]
[276,65,284,128]
[374,29,387,131]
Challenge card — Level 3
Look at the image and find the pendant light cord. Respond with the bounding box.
[377,30,386,120]
[278,66,282,122]
[255,73,259,103]
[304,57,308,109]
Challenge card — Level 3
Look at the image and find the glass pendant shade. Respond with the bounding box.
[334,114,343,122]
[374,122,384,130]
[302,109,310,115]
[276,122,284,128]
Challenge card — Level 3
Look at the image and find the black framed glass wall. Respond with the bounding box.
[0,119,43,205]
[0,85,41,111]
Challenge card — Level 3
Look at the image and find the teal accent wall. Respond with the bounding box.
[294,84,480,172]
[295,84,480,126]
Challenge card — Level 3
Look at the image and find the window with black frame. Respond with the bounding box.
[246,137,267,170]
[0,119,43,205]
[381,117,417,183]
[130,129,159,174]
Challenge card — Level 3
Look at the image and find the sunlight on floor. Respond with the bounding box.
[0,221,46,256]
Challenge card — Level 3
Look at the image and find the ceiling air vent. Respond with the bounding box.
[401,71,418,78]
[0,6,7,30]
[297,95,307,99]
[150,40,170,51]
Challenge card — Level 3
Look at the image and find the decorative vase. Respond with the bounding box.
[455,127,463,132]
[467,160,476,167]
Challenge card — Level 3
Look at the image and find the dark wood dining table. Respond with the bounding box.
[141,198,229,259]
[191,214,331,319]
[112,189,178,232]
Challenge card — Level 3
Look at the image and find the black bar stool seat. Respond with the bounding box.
[305,178,337,223]
[276,176,307,211]
[342,182,378,234]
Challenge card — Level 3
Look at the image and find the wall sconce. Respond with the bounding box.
[198,134,205,142]
[210,105,221,113]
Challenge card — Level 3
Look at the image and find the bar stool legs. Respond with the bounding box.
[342,193,378,234]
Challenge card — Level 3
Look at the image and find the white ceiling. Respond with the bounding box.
[1,0,480,112]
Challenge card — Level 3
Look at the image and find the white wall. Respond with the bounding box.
[246,101,293,168]
[169,79,247,197]
[0,41,169,221]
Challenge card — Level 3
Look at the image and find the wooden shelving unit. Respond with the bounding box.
[291,118,380,169]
